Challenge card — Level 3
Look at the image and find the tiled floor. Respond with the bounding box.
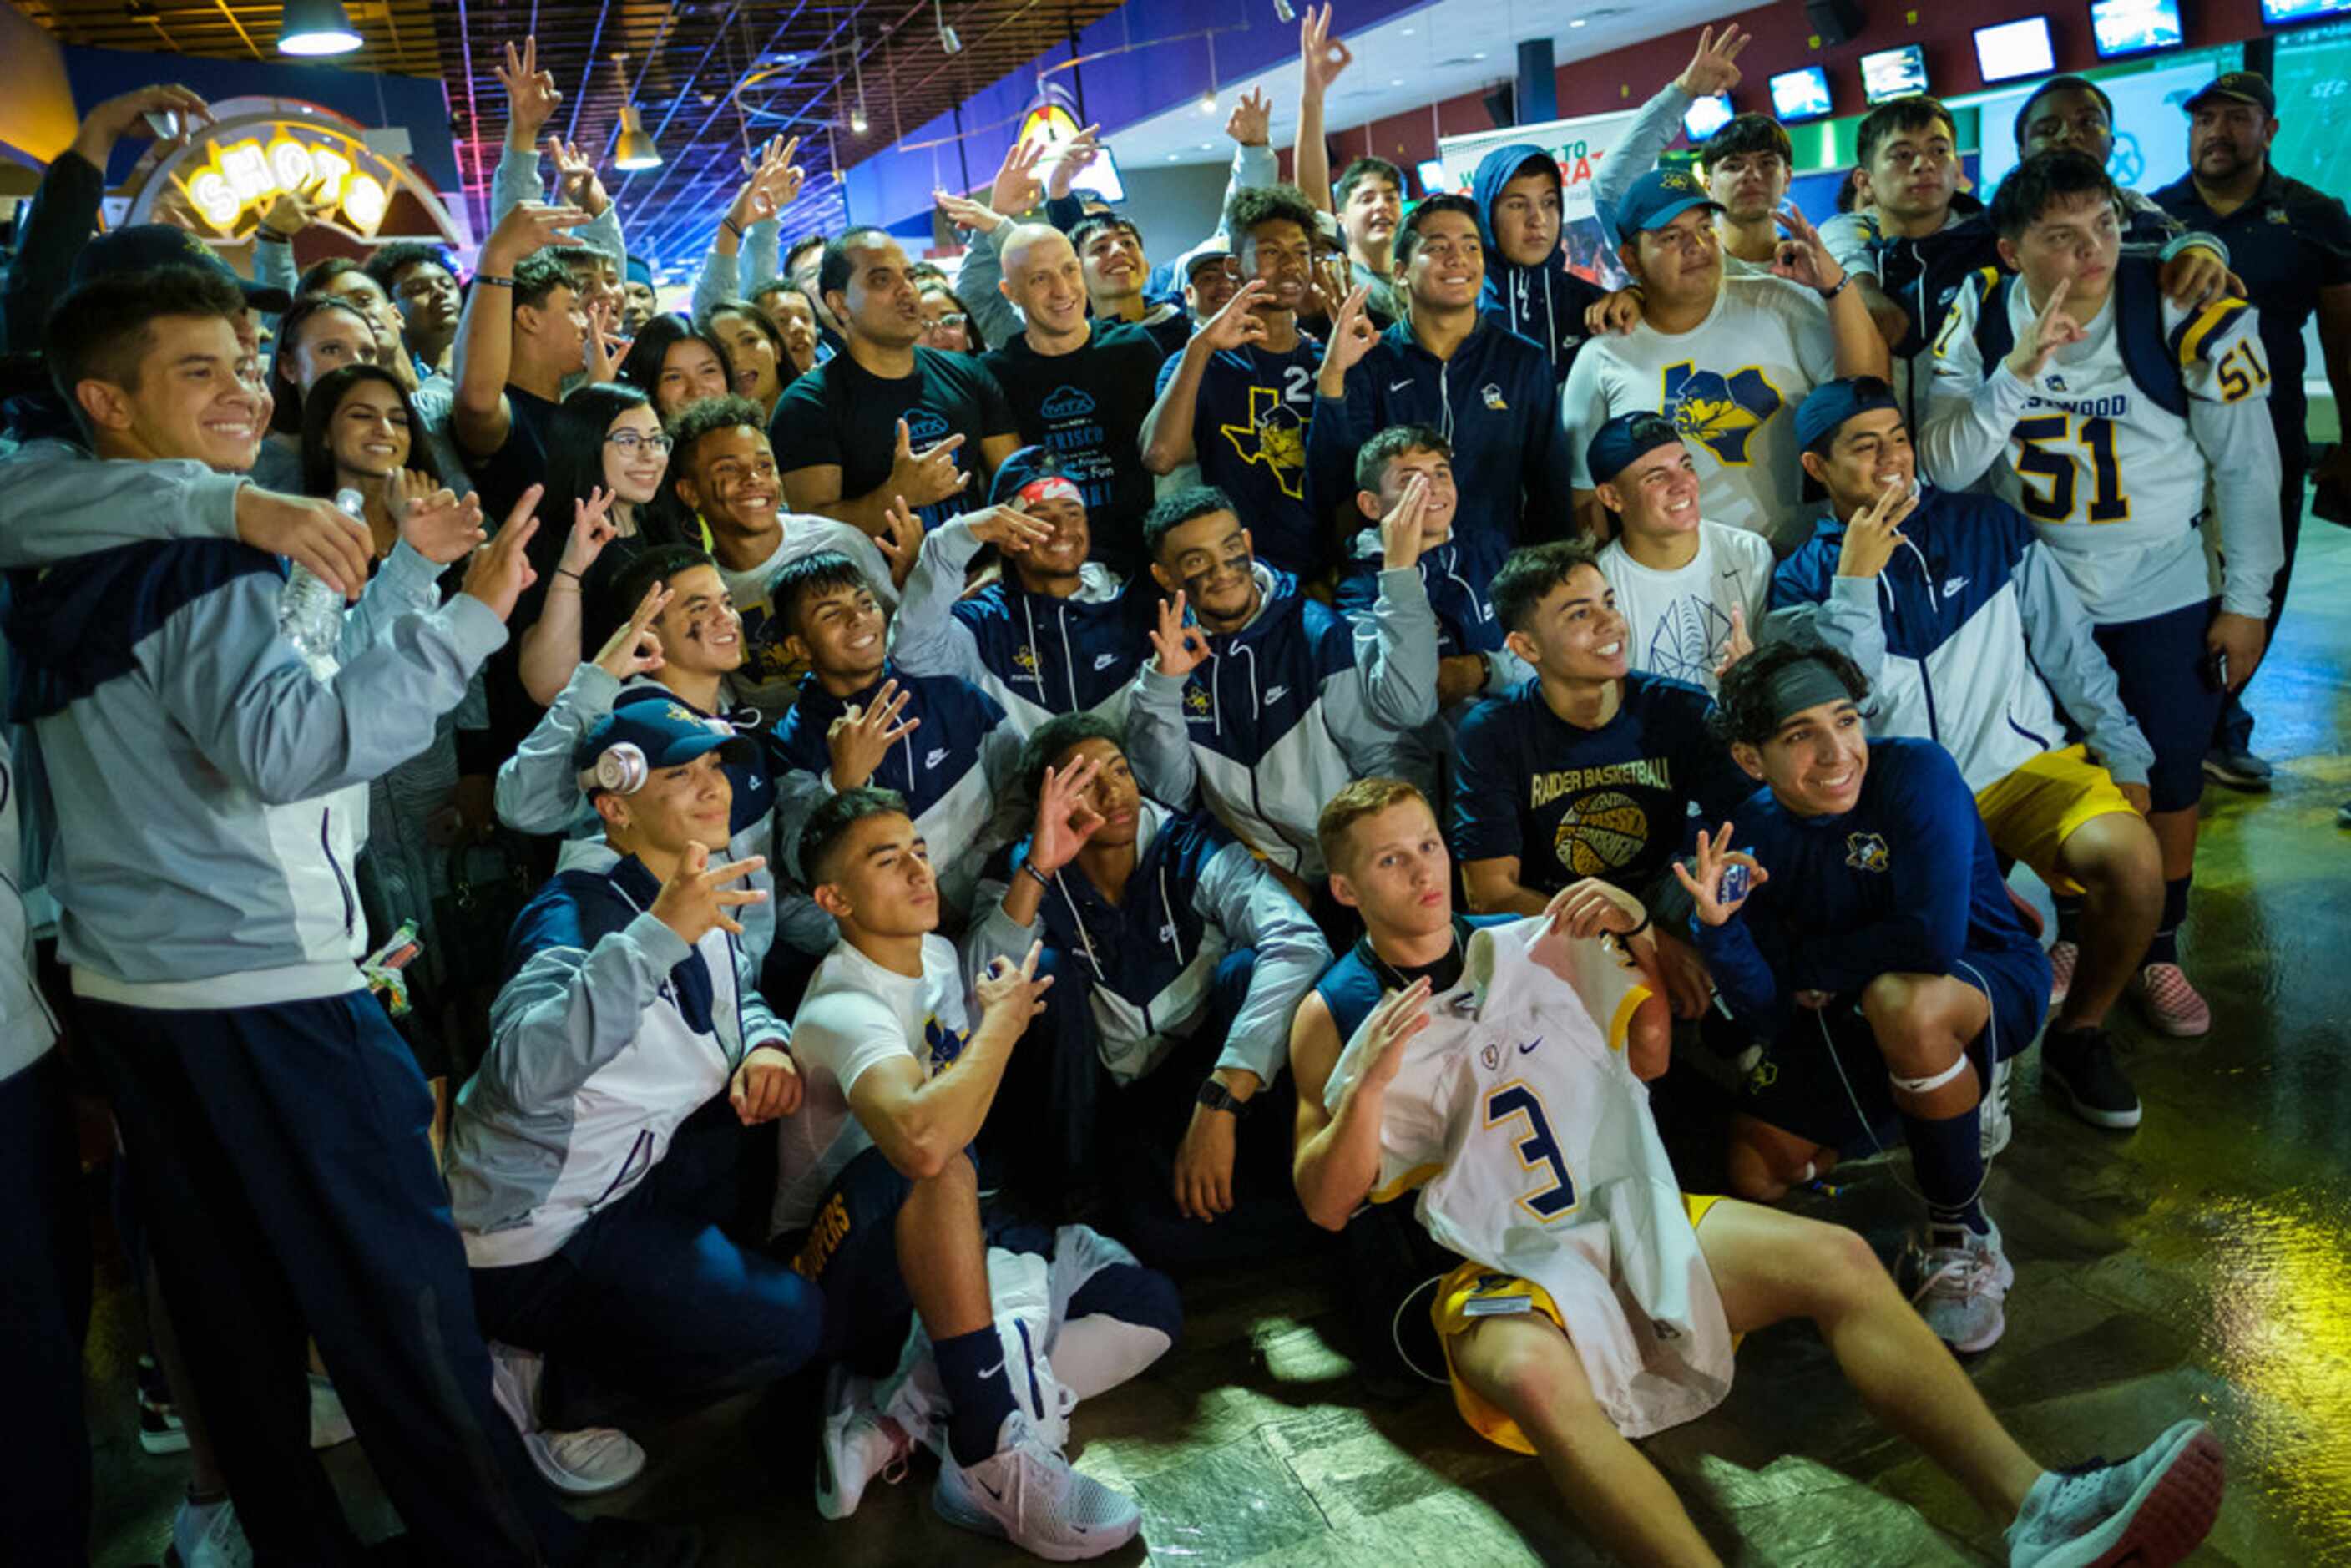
[85,528,2351,1566]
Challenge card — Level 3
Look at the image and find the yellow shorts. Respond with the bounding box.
[1974,746,2141,898]
[1432,1193,1724,1454]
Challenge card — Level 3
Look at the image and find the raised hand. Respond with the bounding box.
[496,38,563,146]
[1770,204,1847,295]
[73,84,212,165]
[1199,280,1273,351]
[258,178,330,240]
[2006,276,2087,381]
[1317,283,1377,390]
[1543,877,1646,941]
[1027,754,1108,875]
[582,296,625,383]
[729,1044,802,1125]
[482,200,589,273]
[933,188,1004,236]
[1046,124,1103,201]
[396,483,488,564]
[989,136,1049,218]
[1226,87,1272,149]
[650,842,768,943]
[975,938,1054,1025]
[1670,822,1770,928]
[884,419,970,509]
[964,503,1056,556]
[594,581,670,680]
[1378,469,1431,574]
[874,494,925,589]
[547,136,611,218]
[559,485,622,577]
[1835,474,1916,579]
[459,488,544,622]
[235,489,374,601]
[1357,975,1433,1093]
[1150,590,1211,679]
[826,678,920,789]
[1674,23,1752,98]
[1307,252,1354,323]
[731,135,804,226]
[1712,604,1755,681]
[1299,3,1353,100]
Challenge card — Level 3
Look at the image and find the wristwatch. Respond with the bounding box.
[1196,1079,1252,1119]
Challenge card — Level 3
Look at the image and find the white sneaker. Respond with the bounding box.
[2005,1419,2225,1566]
[1979,1055,2015,1160]
[814,1366,915,1521]
[169,1496,252,1568]
[486,1342,645,1496]
[933,1409,1143,1560]
[307,1373,355,1449]
[1899,1216,2015,1353]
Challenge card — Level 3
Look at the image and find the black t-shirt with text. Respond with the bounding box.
[768,345,1016,531]
[983,321,1164,573]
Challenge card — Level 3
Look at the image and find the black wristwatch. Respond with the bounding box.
[1196,1079,1252,1119]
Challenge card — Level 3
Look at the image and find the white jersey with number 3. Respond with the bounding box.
[1324,917,1732,1438]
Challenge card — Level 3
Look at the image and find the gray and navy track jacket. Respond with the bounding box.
[445,853,788,1267]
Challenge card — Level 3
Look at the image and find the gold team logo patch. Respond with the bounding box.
[1553,790,1651,878]
[1183,682,1212,720]
[1845,832,1890,873]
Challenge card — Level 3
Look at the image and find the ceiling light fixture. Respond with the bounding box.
[848,31,872,135]
[609,55,662,170]
[936,0,962,55]
[1273,0,1295,19]
[277,0,361,55]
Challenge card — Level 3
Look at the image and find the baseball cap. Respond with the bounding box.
[1182,235,1235,276]
[1614,168,1723,246]
[988,444,1084,511]
[1794,376,1903,455]
[573,696,751,795]
[70,225,293,312]
[624,254,655,289]
[1585,411,1685,487]
[2183,72,2275,119]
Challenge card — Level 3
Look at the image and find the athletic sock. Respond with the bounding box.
[933,1324,1020,1469]
[2145,875,2192,968]
[2053,895,2085,948]
[1898,1097,1988,1237]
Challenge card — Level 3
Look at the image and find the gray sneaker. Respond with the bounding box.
[933,1409,1142,1560]
[1899,1216,2014,1353]
[1979,1055,2015,1158]
[2005,1419,2224,1566]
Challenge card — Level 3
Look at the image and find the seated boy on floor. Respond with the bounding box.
[1287,776,2224,1568]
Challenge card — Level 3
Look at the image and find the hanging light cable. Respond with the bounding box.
[936,0,963,56]
[848,31,871,135]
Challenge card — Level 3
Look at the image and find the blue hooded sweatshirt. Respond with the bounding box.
[1472,144,1610,383]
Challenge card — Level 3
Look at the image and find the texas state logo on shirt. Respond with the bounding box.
[1661,362,1783,466]
[1218,387,1312,500]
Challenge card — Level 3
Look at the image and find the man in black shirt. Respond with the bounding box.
[983,224,1166,574]
[2151,72,2351,790]
[771,227,1019,537]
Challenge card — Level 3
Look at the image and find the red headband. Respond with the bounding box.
[1014,475,1082,510]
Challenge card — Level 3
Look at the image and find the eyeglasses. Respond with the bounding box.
[923,313,968,330]
[606,432,675,454]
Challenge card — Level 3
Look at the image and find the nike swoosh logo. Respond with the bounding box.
[1518,1035,1542,1055]
[978,1476,1006,1501]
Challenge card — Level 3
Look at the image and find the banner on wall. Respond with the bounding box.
[1436,108,1641,286]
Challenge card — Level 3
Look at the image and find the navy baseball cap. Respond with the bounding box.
[1585,411,1685,486]
[2184,72,2275,119]
[988,444,1084,511]
[70,225,293,312]
[1795,376,1903,455]
[1614,168,1723,246]
[624,254,655,289]
[574,697,751,794]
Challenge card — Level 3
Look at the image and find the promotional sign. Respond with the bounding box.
[1436,107,1641,286]
[1017,83,1127,203]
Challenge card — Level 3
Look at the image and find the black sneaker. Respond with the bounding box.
[2042,1029,2142,1130]
[2202,747,2273,792]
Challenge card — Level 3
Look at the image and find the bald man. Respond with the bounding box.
[983,223,1169,573]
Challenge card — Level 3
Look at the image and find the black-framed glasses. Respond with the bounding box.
[606,432,675,454]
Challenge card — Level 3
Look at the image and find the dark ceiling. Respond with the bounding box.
[21,0,1128,269]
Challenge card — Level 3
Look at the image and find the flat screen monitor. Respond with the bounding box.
[2263,0,2351,24]
[2091,0,2187,58]
[1769,64,1834,124]
[1417,158,1452,196]
[1682,92,1734,141]
[1860,43,1931,106]
[1974,17,2056,84]
[1068,143,1125,204]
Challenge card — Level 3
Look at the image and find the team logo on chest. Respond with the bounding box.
[923,1014,968,1073]
[1552,789,1651,877]
[1013,644,1041,683]
[1661,362,1784,466]
[1217,387,1312,498]
[1182,681,1212,721]
[1845,832,1890,873]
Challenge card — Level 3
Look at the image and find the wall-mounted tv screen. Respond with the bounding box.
[1861,43,1931,106]
[2091,0,2186,58]
[1682,92,1734,140]
[2263,0,2351,26]
[1770,65,1834,123]
[1975,17,2056,84]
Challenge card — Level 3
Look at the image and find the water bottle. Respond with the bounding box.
[278,489,361,683]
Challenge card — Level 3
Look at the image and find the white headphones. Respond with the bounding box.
[578,741,649,796]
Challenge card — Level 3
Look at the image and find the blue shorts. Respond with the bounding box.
[2091,597,2222,814]
[1737,947,2049,1151]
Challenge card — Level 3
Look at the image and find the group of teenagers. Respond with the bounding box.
[10,11,2344,1568]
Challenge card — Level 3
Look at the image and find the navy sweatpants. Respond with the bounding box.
[0,1049,90,1567]
[469,1093,825,1431]
[76,989,580,1568]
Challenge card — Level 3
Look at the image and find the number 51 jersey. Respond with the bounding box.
[1324,916,1733,1438]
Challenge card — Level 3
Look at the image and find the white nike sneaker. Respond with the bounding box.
[486,1342,645,1496]
[1898,1216,2015,1354]
[814,1366,916,1521]
[933,1409,1142,1560]
[2005,1419,2225,1566]
[168,1496,251,1568]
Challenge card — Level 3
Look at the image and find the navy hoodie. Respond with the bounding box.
[1308,312,1572,552]
[1472,144,1610,384]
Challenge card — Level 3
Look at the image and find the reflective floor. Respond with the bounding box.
[87,526,2351,1566]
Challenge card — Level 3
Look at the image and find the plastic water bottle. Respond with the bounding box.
[278,489,361,683]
